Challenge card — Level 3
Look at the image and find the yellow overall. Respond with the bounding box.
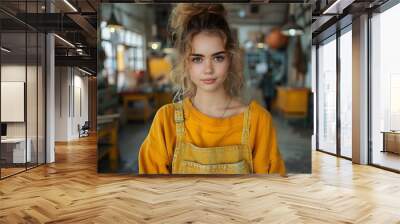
[171,101,254,174]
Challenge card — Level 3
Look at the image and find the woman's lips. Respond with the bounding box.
[201,78,217,84]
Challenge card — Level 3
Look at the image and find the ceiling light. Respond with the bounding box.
[75,42,84,47]
[78,67,92,76]
[63,0,78,12]
[322,0,355,15]
[281,15,304,36]
[257,43,265,49]
[149,42,161,50]
[76,49,84,55]
[54,34,75,48]
[107,6,123,31]
[323,0,341,14]
[1,47,11,53]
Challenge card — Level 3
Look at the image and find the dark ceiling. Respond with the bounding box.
[1,0,387,75]
[0,0,98,73]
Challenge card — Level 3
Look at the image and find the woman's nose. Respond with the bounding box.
[204,59,214,74]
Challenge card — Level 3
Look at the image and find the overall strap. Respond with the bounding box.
[173,101,185,143]
[241,105,251,145]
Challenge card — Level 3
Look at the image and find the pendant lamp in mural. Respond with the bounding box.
[265,27,288,49]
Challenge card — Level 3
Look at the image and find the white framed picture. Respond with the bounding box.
[1,81,25,122]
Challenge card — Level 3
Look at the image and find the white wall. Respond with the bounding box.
[1,65,25,130]
[1,65,38,138]
[1,65,26,81]
[71,72,89,139]
[55,67,69,141]
[55,67,89,141]
[1,64,46,164]
[1,65,26,142]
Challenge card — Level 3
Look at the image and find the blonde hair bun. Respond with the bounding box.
[170,4,227,31]
[169,4,228,46]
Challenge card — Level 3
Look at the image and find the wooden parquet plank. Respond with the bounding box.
[1,135,400,223]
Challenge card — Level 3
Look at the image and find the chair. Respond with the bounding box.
[78,121,90,138]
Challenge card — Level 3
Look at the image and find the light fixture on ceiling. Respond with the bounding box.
[281,15,304,36]
[257,42,266,49]
[78,67,93,76]
[76,48,84,55]
[255,16,266,50]
[63,0,78,12]
[107,5,123,32]
[149,42,161,50]
[1,47,11,53]
[322,0,355,15]
[75,42,85,48]
[54,34,75,48]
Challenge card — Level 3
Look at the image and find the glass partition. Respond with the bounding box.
[38,32,46,165]
[1,30,28,177]
[371,3,400,171]
[0,1,46,179]
[317,35,337,154]
[339,28,352,158]
[27,31,38,169]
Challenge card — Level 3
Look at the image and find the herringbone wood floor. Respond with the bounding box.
[1,135,400,224]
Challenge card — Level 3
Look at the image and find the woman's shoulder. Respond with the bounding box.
[155,102,176,118]
[249,100,273,122]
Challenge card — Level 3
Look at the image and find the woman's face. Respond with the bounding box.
[188,32,230,94]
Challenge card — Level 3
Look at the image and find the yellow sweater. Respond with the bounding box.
[138,98,286,175]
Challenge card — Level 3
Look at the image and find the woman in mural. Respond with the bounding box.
[138,3,286,175]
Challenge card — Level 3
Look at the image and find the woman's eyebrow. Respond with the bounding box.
[190,51,226,57]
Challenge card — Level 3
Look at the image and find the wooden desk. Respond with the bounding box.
[120,92,155,122]
[381,131,400,154]
[1,138,32,164]
[98,114,120,171]
[153,91,173,110]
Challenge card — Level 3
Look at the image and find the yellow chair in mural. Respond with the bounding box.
[148,57,172,81]
[148,57,174,111]
[276,86,310,118]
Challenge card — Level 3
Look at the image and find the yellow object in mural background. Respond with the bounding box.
[276,87,309,117]
[117,45,125,72]
[148,57,172,80]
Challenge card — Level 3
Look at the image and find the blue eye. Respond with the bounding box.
[191,57,203,63]
[214,55,225,62]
